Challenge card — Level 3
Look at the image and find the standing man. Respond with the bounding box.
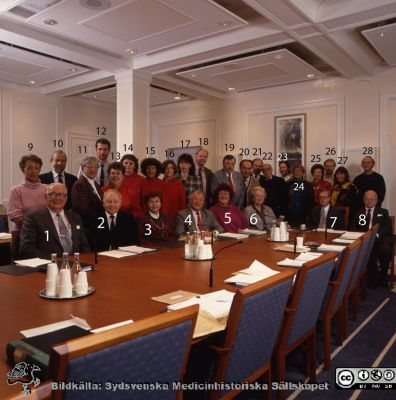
[259,163,288,217]
[40,150,77,210]
[252,158,264,179]
[195,148,212,207]
[239,159,260,208]
[19,183,90,258]
[323,159,336,184]
[210,155,244,209]
[349,190,394,288]
[353,156,386,207]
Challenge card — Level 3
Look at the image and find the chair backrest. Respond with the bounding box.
[49,305,198,400]
[280,252,337,349]
[11,230,21,262]
[336,206,349,227]
[212,270,294,392]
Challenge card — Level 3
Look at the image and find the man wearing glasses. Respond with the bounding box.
[19,183,90,258]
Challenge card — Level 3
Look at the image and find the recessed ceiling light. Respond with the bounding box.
[274,54,284,60]
[227,87,236,91]
[68,67,78,72]
[29,80,36,85]
[43,19,58,25]
[174,93,182,100]
[79,0,111,11]
[380,31,386,38]
[191,74,196,78]
[93,95,97,98]
[218,21,232,27]
[306,74,315,78]
[125,48,137,55]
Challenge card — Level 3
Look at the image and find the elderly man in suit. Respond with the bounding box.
[239,159,260,208]
[72,156,104,227]
[39,150,77,210]
[175,190,224,236]
[210,155,244,209]
[308,189,345,230]
[93,189,138,251]
[195,148,212,207]
[19,183,90,259]
[349,190,394,288]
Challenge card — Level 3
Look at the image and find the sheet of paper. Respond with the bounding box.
[91,320,134,334]
[239,229,266,236]
[225,273,273,285]
[295,252,322,261]
[318,244,346,252]
[274,244,310,253]
[277,258,304,267]
[118,245,156,254]
[218,232,249,240]
[333,238,354,244]
[14,258,51,268]
[21,317,91,338]
[316,228,346,234]
[340,232,364,240]
[238,259,279,278]
[151,290,200,305]
[193,311,227,339]
[0,232,12,239]
[98,250,136,258]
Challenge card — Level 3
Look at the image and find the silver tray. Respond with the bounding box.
[39,286,95,300]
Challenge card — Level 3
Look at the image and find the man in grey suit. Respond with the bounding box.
[19,183,90,259]
[210,155,244,209]
[175,191,224,236]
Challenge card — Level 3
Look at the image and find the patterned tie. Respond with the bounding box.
[366,209,371,231]
[196,211,202,231]
[319,208,326,229]
[99,164,105,187]
[227,173,234,191]
[58,174,63,184]
[56,214,72,254]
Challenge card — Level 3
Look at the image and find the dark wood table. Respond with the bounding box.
[0,231,338,398]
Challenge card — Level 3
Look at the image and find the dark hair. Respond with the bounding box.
[140,158,162,177]
[214,183,234,203]
[50,150,67,161]
[252,158,263,164]
[19,154,43,171]
[177,153,195,175]
[162,159,177,172]
[239,159,253,169]
[121,154,139,173]
[222,154,236,163]
[334,166,350,184]
[310,163,324,176]
[291,163,305,173]
[143,190,163,205]
[107,161,125,175]
[278,160,291,173]
[95,138,111,149]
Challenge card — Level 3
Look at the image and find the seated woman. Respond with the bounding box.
[311,163,332,206]
[210,183,248,233]
[137,191,174,245]
[121,154,144,217]
[279,160,292,182]
[8,154,47,229]
[244,186,276,231]
[175,153,202,205]
[161,160,186,219]
[140,158,165,207]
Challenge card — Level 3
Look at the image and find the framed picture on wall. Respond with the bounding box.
[275,113,306,174]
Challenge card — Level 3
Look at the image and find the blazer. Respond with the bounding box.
[243,176,261,208]
[198,166,213,207]
[210,170,245,209]
[308,205,345,230]
[93,210,138,251]
[349,206,392,239]
[39,171,77,210]
[19,207,90,259]
[259,175,288,217]
[174,208,225,236]
[71,176,104,219]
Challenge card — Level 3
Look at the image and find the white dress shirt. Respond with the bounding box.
[105,211,117,228]
[48,208,71,237]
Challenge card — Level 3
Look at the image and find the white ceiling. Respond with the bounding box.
[0,0,396,105]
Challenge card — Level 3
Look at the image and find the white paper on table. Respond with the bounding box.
[277,258,304,267]
[295,252,322,261]
[224,273,272,285]
[199,289,235,303]
[316,228,346,234]
[118,245,156,254]
[21,317,91,338]
[340,232,364,240]
[239,229,266,236]
[98,250,136,258]
[91,320,134,334]
[0,232,12,239]
[238,259,279,278]
[318,244,346,252]
[14,258,51,268]
[218,232,249,240]
[333,238,355,244]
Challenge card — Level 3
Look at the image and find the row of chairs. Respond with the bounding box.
[7,226,378,400]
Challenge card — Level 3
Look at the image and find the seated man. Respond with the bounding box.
[349,190,394,288]
[93,189,138,251]
[175,190,225,236]
[19,183,90,259]
[308,189,345,230]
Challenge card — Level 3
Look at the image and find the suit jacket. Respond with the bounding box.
[259,175,288,217]
[243,176,260,208]
[308,205,345,230]
[19,207,90,259]
[200,166,213,207]
[174,208,225,236]
[93,210,138,251]
[349,206,392,239]
[210,170,244,209]
[39,171,78,210]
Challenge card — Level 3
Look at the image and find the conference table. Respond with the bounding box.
[0,230,339,398]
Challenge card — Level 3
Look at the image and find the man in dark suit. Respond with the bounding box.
[195,148,213,207]
[308,190,345,230]
[349,190,394,288]
[92,189,138,251]
[240,159,260,208]
[210,155,244,209]
[259,163,288,217]
[39,150,77,210]
[19,183,90,259]
[71,156,104,227]
[175,190,224,236]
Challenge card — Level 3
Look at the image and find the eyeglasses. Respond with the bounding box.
[84,164,99,169]
[47,192,67,199]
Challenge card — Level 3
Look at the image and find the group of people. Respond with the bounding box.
[7,138,393,288]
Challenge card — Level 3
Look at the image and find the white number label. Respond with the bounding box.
[358,214,366,226]
[294,182,304,191]
[250,213,258,225]
[97,217,105,229]
[224,212,231,224]
[144,224,152,236]
[184,215,192,225]
[45,230,49,241]
[330,217,337,228]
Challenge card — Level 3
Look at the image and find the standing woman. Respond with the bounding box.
[279,161,292,182]
[311,164,332,206]
[175,153,202,205]
[140,158,165,208]
[244,186,276,231]
[161,160,186,219]
[8,155,47,229]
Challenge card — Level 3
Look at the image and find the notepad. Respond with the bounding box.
[14,258,51,268]
[118,245,156,254]
[98,250,136,258]
[295,252,322,261]
[274,244,310,253]
[318,244,346,252]
[21,317,91,338]
[218,232,249,240]
[151,290,200,305]
[333,238,354,244]
[340,232,364,240]
[239,229,266,236]
[277,258,304,267]
[316,228,346,234]
[0,232,12,239]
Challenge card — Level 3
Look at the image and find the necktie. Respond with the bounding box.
[196,211,202,231]
[366,209,371,231]
[319,208,326,229]
[109,215,116,248]
[227,173,234,191]
[56,214,72,254]
[100,164,105,187]
[199,167,205,191]
[199,168,203,182]
[58,174,63,184]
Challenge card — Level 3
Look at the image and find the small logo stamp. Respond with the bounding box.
[7,362,41,394]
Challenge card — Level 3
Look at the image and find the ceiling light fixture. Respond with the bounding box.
[191,74,196,78]
[227,87,236,91]
[274,54,284,60]
[0,0,25,14]
[29,80,36,85]
[43,19,58,25]
[174,93,182,100]
[380,31,386,38]
[218,21,232,27]
[306,74,315,78]
[125,48,137,55]
[79,0,111,11]
[68,67,78,72]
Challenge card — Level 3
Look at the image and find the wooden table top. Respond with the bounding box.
[0,230,338,398]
